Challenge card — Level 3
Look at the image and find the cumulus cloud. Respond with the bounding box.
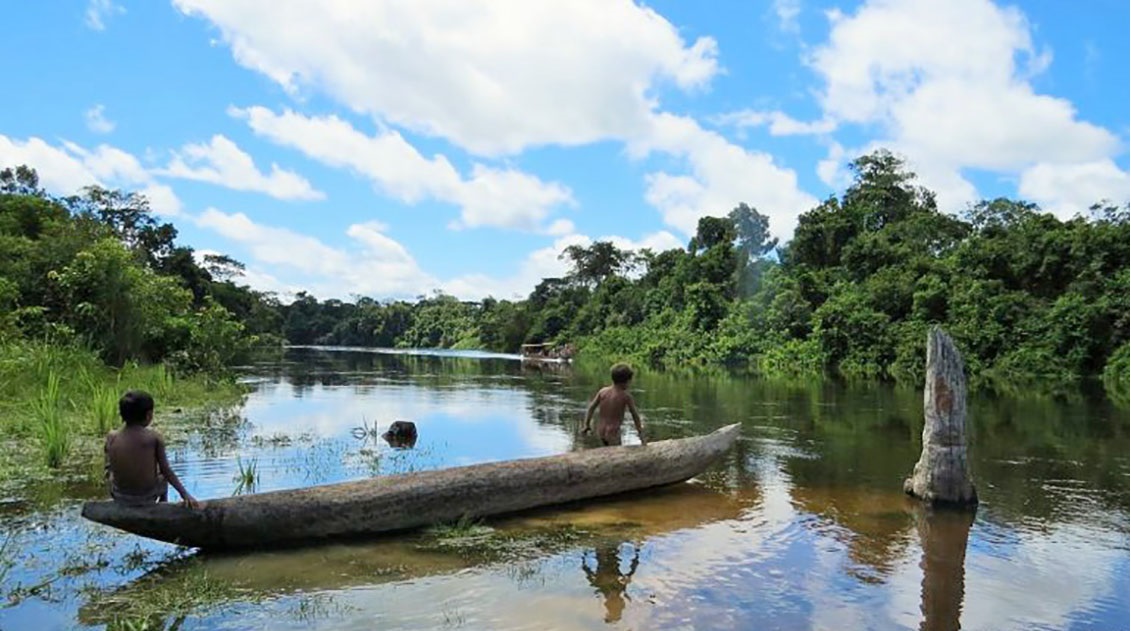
[84,104,115,134]
[634,113,818,240]
[159,134,324,200]
[0,135,183,216]
[231,106,574,232]
[174,0,719,156]
[180,1,820,240]
[195,208,438,298]
[1019,160,1130,219]
[805,0,1128,212]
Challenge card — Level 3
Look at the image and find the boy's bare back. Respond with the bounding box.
[105,426,163,493]
[583,364,646,446]
[106,390,198,508]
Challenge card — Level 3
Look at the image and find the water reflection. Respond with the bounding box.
[582,542,640,623]
[0,347,1126,631]
[914,506,975,631]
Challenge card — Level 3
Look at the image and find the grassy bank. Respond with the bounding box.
[0,341,247,485]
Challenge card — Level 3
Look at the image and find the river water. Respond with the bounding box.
[1,347,1127,630]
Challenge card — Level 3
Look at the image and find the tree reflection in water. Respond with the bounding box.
[582,542,641,623]
[915,505,975,631]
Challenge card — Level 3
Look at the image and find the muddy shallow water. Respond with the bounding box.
[1,347,1127,630]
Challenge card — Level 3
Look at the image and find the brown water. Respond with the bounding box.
[1,347,1127,630]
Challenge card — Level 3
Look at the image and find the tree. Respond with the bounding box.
[202,253,247,282]
[560,241,632,288]
[728,203,778,261]
[0,166,44,196]
[64,186,178,268]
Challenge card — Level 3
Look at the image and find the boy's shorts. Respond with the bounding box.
[111,476,168,505]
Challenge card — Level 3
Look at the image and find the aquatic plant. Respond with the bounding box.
[83,563,250,628]
[33,370,71,468]
[350,418,382,441]
[89,382,121,435]
[232,457,259,495]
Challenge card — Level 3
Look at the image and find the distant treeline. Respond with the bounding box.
[2,150,1127,396]
[271,151,1130,395]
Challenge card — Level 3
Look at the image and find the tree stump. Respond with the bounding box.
[903,328,978,506]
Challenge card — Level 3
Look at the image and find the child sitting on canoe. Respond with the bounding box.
[582,363,647,446]
[104,390,199,508]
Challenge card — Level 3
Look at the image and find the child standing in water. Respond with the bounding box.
[104,391,199,508]
[582,363,647,446]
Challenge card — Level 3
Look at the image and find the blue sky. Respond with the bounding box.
[1,0,1127,301]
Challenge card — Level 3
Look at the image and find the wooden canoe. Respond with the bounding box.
[82,424,741,550]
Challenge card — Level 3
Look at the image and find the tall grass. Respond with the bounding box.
[0,340,246,480]
[90,384,121,435]
[32,370,70,468]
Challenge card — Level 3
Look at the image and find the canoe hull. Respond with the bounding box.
[82,424,741,550]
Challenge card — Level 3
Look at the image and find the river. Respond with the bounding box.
[1,346,1127,630]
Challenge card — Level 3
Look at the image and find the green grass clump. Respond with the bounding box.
[232,457,258,495]
[89,383,121,435]
[33,370,70,468]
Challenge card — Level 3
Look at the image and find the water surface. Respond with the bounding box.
[1,347,1127,630]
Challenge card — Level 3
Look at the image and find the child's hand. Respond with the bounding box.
[182,495,200,510]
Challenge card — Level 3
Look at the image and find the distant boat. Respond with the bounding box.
[81,424,741,551]
[520,342,574,363]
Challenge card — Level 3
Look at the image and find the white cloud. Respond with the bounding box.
[634,113,818,240]
[174,0,719,156]
[545,219,575,237]
[84,104,115,134]
[137,183,184,217]
[179,1,822,241]
[1019,160,1130,219]
[195,208,437,299]
[715,109,835,136]
[159,134,324,201]
[805,0,1126,213]
[85,0,124,31]
[773,0,802,34]
[232,106,574,232]
[0,135,184,216]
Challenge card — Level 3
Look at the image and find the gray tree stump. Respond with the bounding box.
[904,328,978,506]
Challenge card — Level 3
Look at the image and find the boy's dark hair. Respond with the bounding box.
[119,390,155,425]
[611,363,634,385]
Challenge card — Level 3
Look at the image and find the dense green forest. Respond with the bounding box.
[268,152,1130,395]
[0,165,279,374]
[2,151,1128,398]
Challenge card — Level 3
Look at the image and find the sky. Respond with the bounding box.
[0,0,1127,302]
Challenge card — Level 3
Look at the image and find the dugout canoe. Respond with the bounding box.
[81,424,741,550]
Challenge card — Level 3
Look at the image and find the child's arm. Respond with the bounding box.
[582,390,601,434]
[156,434,199,509]
[627,396,646,445]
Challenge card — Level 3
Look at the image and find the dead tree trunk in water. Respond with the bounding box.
[904,328,978,506]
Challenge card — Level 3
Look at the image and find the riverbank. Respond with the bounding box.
[0,341,247,488]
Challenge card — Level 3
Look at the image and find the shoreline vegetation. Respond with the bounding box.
[0,144,1126,482]
[0,341,246,485]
